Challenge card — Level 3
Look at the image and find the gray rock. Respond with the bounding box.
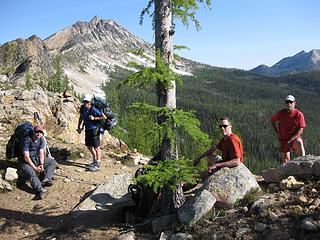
[177,189,216,225]
[5,167,18,181]
[170,233,193,240]
[301,217,320,231]
[152,214,175,235]
[0,178,13,191]
[72,174,135,223]
[254,222,267,232]
[159,230,174,240]
[204,163,260,206]
[117,231,135,240]
[250,195,272,214]
[262,155,320,183]
[235,227,250,237]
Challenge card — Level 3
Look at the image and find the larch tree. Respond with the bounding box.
[139,0,212,214]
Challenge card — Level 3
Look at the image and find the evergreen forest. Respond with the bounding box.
[103,64,320,174]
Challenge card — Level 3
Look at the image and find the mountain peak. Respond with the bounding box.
[250,49,320,76]
[90,16,101,25]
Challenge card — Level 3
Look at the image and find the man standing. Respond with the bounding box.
[271,95,306,163]
[17,125,57,200]
[193,117,243,179]
[77,94,104,171]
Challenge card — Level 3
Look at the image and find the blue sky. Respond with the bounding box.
[1,0,319,70]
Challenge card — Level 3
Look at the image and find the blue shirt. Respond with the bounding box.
[19,136,45,164]
[80,105,103,130]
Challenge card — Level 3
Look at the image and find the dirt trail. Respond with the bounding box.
[0,141,139,240]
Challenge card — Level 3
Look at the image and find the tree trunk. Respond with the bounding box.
[154,0,184,211]
[154,0,178,161]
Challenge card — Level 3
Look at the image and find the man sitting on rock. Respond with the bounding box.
[17,125,57,200]
[193,117,243,179]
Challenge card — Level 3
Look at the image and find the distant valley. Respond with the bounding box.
[0,17,319,172]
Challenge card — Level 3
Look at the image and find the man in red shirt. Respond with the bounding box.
[193,117,243,178]
[271,95,306,163]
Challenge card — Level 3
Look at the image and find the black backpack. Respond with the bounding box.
[91,95,117,132]
[6,121,34,159]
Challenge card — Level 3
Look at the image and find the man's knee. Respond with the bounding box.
[294,137,303,146]
[281,152,290,163]
[293,138,304,150]
[19,164,37,178]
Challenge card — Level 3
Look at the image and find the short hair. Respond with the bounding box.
[219,116,231,125]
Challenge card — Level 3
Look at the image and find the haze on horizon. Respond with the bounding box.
[1,0,319,70]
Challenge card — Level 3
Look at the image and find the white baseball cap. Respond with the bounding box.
[285,95,295,102]
[82,94,92,102]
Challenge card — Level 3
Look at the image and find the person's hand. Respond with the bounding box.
[39,164,44,172]
[89,115,95,121]
[208,164,218,173]
[76,127,83,134]
[34,165,42,173]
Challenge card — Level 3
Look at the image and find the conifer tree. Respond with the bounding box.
[138,0,212,214]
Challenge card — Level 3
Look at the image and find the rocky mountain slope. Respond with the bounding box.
[0,16,193,96]
[0,36,54,86]
[250,49,320,76]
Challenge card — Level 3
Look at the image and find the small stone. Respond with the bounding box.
[254,222,267,232]
[297,196,308,204]
[268,211,279,222]
[301,217,320,231]
[236,227,250,237]
[240,206,248,213]
[5,167,18,181]
[311,198,320,208]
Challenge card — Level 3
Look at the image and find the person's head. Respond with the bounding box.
[218,117,232,137]
[82,94,92,109]
[34,125,44,139]
[285,95,296,112]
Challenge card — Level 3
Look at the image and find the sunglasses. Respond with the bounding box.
[36,131,44,134]
[285,100,294,104]
[219,124,229,129]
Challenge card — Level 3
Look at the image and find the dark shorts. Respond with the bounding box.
[85,129,100,148]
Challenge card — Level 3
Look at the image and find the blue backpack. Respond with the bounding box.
[6,121,34,159]
[91,96,117,132]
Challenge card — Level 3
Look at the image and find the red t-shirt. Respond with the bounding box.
[217,133,243,162]
[271,109,306,141]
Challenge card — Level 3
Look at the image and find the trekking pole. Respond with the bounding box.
[33,112,54,160]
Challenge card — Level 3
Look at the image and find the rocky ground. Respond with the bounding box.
[186,180,320,240]
[1,137,320,240]
[0,137,142,240]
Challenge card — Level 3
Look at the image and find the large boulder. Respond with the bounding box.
[203,163,260,206]
[262,155,320,183]
[177,189,216,225]
[72,174,135,223]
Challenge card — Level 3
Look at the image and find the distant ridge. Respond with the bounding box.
[0,16,194,95]
[249,49,320,76]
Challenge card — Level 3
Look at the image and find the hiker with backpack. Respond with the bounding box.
[77,94,105,171]
[17,125,57,200]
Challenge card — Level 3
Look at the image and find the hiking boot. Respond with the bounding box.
[89,162,100,172]
[35,188,48,200]
[41,178,53,187]
[88,161,96,167]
